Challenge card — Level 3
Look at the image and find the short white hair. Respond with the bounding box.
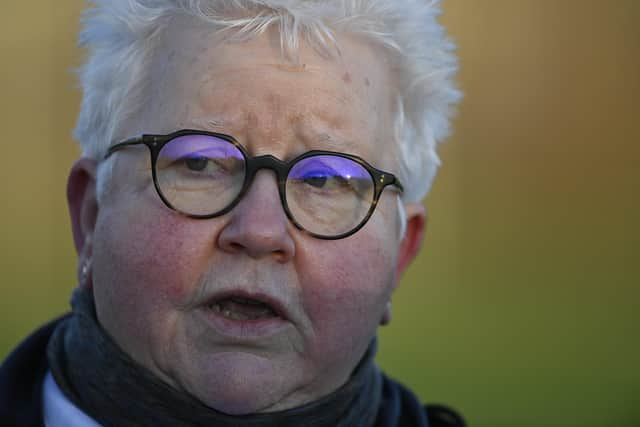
[75,0,460,203]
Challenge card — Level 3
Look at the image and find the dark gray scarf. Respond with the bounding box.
[47,288,383,427]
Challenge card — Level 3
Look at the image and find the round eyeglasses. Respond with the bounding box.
[105,129,403,240]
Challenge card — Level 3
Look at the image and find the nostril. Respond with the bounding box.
[271,248,288,262]
[223,242,244,253]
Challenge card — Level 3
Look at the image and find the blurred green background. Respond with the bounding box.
[1,1,638,426]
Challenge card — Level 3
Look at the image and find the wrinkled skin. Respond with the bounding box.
[68,20,425,415]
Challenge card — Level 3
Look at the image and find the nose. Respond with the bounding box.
[217,170,295,262]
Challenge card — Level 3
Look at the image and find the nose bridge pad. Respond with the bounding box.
[241,168,288,224]
[244,154,290,218]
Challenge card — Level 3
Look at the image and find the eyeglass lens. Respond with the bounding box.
[155,134,375,237]
[286,155,373,236]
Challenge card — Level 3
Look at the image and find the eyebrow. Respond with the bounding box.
[187,117,228,130]
[186,116,361,156]
[303,130,357,153]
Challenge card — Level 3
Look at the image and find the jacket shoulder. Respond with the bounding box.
[424,404,466,427]
[0,315,69,427]
[377,372,466,427]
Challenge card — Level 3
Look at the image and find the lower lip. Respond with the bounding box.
[197,307,290,339]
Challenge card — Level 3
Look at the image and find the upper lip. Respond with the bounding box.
[201,289,290,321]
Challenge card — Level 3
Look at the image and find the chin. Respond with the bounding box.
[202,390,273,416]
[183,351,303,415]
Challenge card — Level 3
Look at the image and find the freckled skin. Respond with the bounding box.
[89,21,410,415]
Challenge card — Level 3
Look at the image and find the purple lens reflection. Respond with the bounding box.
[288,155,370,181]
[159,134,244,164]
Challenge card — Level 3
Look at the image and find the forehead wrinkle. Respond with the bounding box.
[304,132,358,155]
[211,62,325,74]
[191,62,327,86]
[292,119,365,158]
[187,116,228,131]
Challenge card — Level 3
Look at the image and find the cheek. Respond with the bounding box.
[93,203,214,327]
[300,232,397,360]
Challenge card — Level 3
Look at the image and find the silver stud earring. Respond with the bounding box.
[81,259,92,282]
[380,301,392,326]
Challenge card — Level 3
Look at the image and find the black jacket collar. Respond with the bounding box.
[0,316,69,427]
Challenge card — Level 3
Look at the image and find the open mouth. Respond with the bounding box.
[208,296,280,321]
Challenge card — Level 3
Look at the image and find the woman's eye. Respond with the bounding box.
[304,176,328,188]
[184,157,209,171]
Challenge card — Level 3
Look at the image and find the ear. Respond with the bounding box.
[380,203,426,326]
[395,202,427,283]
[67,158,99,288]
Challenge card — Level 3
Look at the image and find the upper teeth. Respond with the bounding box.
[208,298,278,321]
[209,302,260,321]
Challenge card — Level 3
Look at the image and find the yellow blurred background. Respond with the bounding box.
[1,1,638,426]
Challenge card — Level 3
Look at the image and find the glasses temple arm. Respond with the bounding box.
[104,136,146,159]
